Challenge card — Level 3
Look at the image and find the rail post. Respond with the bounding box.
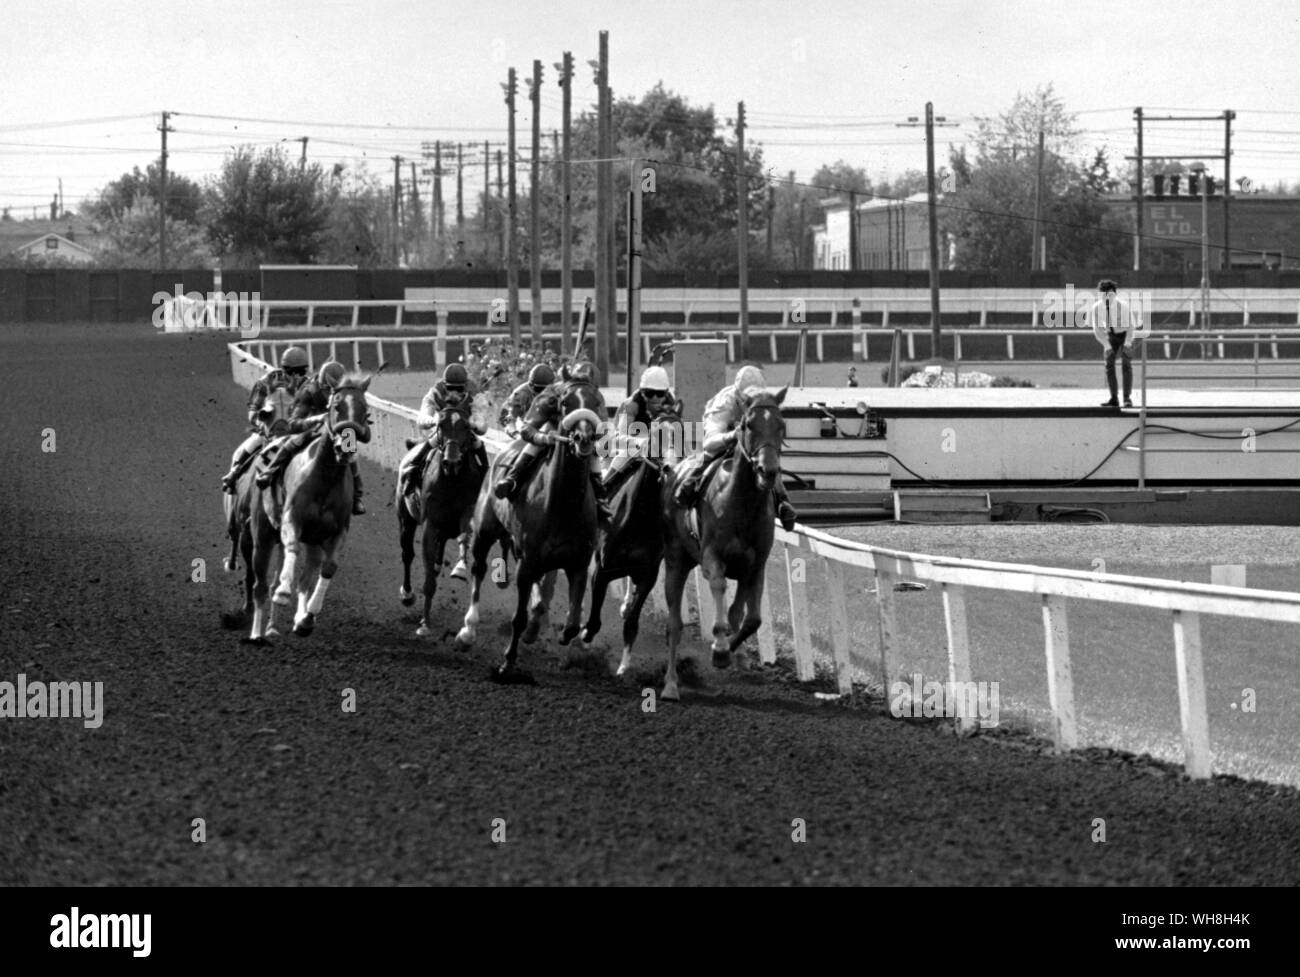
[941,583,975,735]
[1138,338,1148,488]
[783,541,815,681]
[1041,594,1077,751]
[873,567,899,691]
[1171,610,1212,779]
[823,556,854,695]
[758,580,777,665]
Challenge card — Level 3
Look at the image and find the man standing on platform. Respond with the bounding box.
[1089,279,1140,408]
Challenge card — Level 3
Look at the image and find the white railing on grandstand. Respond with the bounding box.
[228,337,1298,781]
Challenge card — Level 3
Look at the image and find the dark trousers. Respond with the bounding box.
[1104,331,1132,401]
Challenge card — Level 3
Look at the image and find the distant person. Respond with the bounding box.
[847,366,859,387]
[1088,279,1141,408]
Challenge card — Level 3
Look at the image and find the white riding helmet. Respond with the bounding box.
[638,366,671,393]
[733,364,765,395]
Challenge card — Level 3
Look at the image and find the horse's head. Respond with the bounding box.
[558,383,605,459]
[325,374,373,463]
[736,385,787,491]
[433,402,475,473]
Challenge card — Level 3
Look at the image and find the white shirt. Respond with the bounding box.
[1088,294,1140,347]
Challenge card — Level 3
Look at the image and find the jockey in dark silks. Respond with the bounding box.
[397,362,492,500]
[493,359,611,522]
[500,363,556,438]
[255,359,367,515]
[221,345,310,493]
[672,363,798,532]
[603,364,681,485]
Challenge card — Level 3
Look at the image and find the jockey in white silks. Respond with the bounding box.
[220,345,311,493]
[603,365,682,484]
[671,363,798,532]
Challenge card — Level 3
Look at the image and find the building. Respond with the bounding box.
[1104,192,1300,271]
[812,192,937,270]
[0,217,104,265]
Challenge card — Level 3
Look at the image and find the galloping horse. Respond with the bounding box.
[457,382,605,681]
[397,402,486,636]
[244,375,372,642]
[580,405,684,677]
[660,386,788,700]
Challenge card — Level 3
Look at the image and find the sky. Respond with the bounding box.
[3,0,1299,216]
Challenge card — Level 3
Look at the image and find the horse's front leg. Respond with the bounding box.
[417,527,449,637]
[581,560,611,645]
[559,562,589,646]
[456,520,496,647]
[275,516,302,606]
[701,554,732,667]
[495,560,538,683]
[617,564,658,677]
[662,552,691,701]
[727,570,766,656]
[304,531,347,626]
[398,495,417,606]
[294,545,324,636]
[522,570,556,645]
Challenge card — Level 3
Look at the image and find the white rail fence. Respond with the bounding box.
[228,338,1300,781]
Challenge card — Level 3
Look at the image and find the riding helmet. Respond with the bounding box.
[638,365,671,394]
[443,363,469,388]
[528,363,555,389]
[318,360,346,389]
[734,364,765,394]
[280,346,309,370]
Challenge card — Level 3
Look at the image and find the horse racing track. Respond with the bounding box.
[2,321,1298,886]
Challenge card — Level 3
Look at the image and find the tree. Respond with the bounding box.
[84,162,203,225]
[941,88,1129,272]
[205,146,333,266]
[810,161,871,196]
[318,166,391,267]
[91,197,213,268]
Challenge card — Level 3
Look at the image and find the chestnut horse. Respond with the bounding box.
[660,387,788,700]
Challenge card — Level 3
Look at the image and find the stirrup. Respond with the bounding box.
[494,477,517,500]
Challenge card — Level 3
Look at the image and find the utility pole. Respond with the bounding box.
[496,150,504,264]
[591,34,610,376]
[503,68,520,346]
[529,59,543,344]
[1191,162,1210,326]
[158,110,172,269]
[847,189,857,271]
[736,100,749,361]
[766,181,774,263]
[483,141,490,234]
[896,104,955,356]
[626,156,643,397]
[433,141,443,240]
[298,136,309,172]
[410,161,421,262]
[1032,126,1045,270]
[456,143,464,231]
[1224,110,1235,270]
[557,50,574,351]
[603,46,618,369]
[391,155,402,265]
[1134,107,1144,270]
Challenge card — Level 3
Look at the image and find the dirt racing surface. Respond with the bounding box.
[1,322,1297,886]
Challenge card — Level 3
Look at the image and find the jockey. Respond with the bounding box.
[672,363,798,532]
[396,362,490,499]
[603,364,681,485]
[255,359,367,515]
[501,363,556,437]
[220,346,310,493]
[492,358,611,522]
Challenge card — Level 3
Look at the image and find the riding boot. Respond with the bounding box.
[351,463,366,515]
[221,454,246,494]
[473,440,489,473]
[494,447,540,500]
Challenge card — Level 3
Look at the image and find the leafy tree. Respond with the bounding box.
[91,197,213,268]
[810,161,871,196]
[205,146,332,266]
[84,162,203,225]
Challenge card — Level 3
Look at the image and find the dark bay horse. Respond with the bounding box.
[580,406,684,676]
[244,375,372,642]
[397,402,486,636]
[457,383,605,682]
[660,386,788,700]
